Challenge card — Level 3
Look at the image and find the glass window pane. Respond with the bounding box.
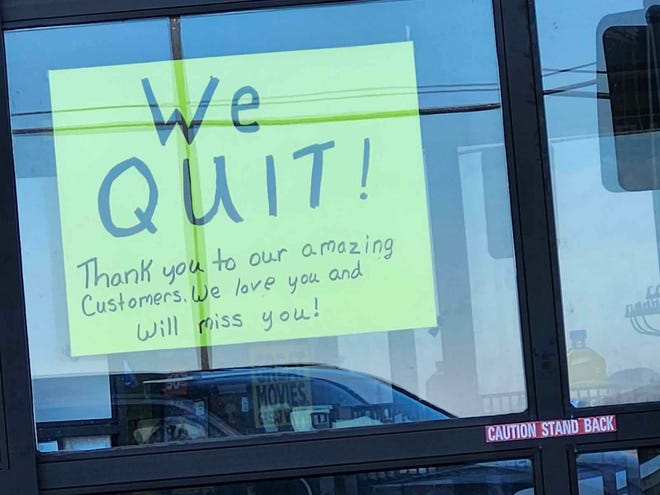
[536,0,660,407]
[6,0,526,452]
[101,459,535,495]
[576,447,660,494]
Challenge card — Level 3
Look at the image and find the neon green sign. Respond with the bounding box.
[50,42,437,356]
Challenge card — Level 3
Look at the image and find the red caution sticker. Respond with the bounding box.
[485,415,616,443]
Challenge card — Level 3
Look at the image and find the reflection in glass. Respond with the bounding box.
[6,0,526,452]
[575,447,660,494]
[103,459,535,495]
[123,365,451,443]
[536,0,660,407]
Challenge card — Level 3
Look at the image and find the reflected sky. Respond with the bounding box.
[536,0,660,404]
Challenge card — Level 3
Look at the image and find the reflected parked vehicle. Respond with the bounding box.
[117,364,454,445]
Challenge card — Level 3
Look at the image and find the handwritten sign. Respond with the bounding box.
[49,42,437,356]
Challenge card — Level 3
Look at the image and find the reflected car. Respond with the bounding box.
[118,364,454,444]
